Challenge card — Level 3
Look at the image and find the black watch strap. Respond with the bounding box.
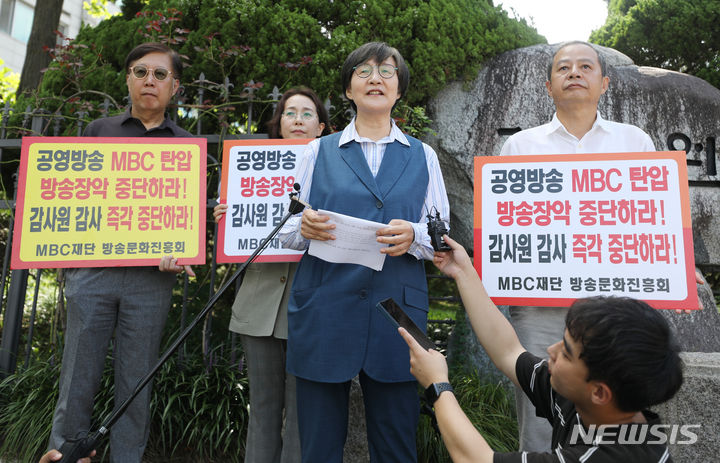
[425,382,454,406]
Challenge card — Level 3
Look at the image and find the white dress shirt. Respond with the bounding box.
[500,111,656,156]
[279,118,450,261]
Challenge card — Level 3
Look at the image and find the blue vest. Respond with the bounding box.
[287,132,430,382]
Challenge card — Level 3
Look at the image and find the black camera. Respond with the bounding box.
[426,210,451,252]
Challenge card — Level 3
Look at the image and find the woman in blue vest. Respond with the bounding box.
[279,42,450,462]
[214,87,330,463]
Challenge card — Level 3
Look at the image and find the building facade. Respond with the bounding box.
[0,0,120,74]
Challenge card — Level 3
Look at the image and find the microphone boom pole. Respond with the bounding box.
[58,190,309,463]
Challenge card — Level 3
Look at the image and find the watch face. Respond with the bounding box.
[425,382,453,405]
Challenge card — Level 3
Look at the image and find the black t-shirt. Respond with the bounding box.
[494,352,673,463]
[83,107,192,138]
[76,107,191,272]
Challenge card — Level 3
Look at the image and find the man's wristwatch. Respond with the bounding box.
[424,382,454,406]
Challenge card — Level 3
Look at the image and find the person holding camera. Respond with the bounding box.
[400,234,682,463]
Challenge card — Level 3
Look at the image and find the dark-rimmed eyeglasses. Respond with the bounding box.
[352,63,398,79]
[129,65,173,81]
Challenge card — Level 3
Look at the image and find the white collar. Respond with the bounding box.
[338,117,410,147]
[545,110,610,138]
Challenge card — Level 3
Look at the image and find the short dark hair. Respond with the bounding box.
[546,41,607,81]
[266,86,331,138]
[340,41,409,112]
[124,42,183,79]
[566,296,683,412]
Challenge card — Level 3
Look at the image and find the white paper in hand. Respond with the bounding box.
[307,209,388,271]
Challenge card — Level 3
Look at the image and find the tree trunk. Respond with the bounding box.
[16,0,64,96]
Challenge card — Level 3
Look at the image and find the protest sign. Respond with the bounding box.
[474,152,698,309]
[217,139,310,263]
[11,137,206,268]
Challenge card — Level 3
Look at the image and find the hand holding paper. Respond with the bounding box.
[308,210,388,271]
[301,208,336,241]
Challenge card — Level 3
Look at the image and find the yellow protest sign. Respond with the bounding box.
[11,137,207,268]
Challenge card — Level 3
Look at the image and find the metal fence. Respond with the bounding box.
[0,94,459,379]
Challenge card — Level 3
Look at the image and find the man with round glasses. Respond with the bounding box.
[129,64,172,81]
[48,42,193,463]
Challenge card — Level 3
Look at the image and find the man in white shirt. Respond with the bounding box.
[499,40,655,452]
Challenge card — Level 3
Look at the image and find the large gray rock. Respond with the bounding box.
[652,353,720,462]
[343,378,369,462]
[447,307,512,387]
[666,273,720,352]
[426,43,720,266]
[427,44,720,351]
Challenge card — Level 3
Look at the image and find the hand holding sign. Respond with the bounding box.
[213,203,228,223]
[159,255,195,277]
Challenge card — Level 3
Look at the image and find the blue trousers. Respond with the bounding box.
[49,267,175,463]
[295,372,419,463]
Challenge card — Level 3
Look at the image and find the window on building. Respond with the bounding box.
[0,0,34,43]
[0,0,14,33]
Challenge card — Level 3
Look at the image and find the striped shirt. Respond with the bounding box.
[494,352,674,463]
[279,118,450,260]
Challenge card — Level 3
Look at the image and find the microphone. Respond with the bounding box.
[288,183,310,214]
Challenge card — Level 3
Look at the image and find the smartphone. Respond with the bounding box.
[376,297,436,351]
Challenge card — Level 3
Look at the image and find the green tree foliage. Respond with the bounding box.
[0,348,248,462]
[607,0,637,15]
[24,0,542,134]
[83,0,121,19]
[591,0,720,89]
[120,0,150,18]
[0,58,19,104]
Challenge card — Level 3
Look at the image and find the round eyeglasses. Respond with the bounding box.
[352,63,398,79]
[282,110,317,121]
[129,65,173,81]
